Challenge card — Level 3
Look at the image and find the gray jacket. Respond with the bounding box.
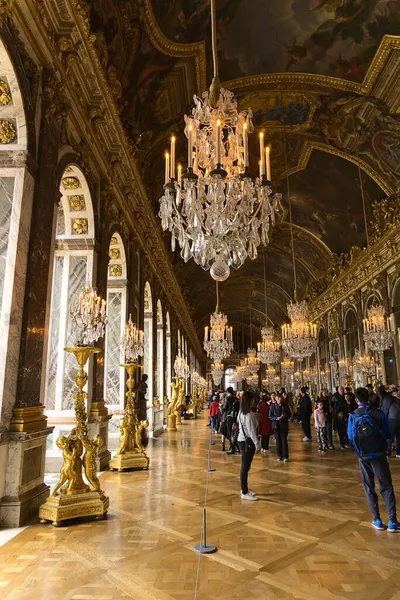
[381,393,400,422]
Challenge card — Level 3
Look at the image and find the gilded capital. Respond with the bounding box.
[0,119,17,144]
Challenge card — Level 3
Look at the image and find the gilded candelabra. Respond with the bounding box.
[39,346,109,526]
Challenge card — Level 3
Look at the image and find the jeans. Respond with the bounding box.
[275,429,289,459]
[387,420,400,456]
[301,415,312,439]
[211,415,219,432]
[359,455,397,521]
[261,435,270,450]
[326,419,333,447]
[238,439,255,494]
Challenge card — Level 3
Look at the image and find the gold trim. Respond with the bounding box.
[0,119,16,144]
[10,405,48,432]
[0,79,12,105]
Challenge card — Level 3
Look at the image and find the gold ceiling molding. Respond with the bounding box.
[279,222,333,259]
[11,0,204,359]
[281,140,393,196]
[224,35,400,97]
[140,0,206,95]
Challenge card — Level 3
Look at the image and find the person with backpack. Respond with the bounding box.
[237,390,260,501]
[347,387,400,532]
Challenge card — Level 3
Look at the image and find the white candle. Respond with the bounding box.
[266,145,271,181]
[216,119,221,164]
[170,135,176,180]
[177,164,182,186]
[204,326,208,342]
[243,122,249,168]
[259,160,262,179]
[187,125,192,169]
[165,152,170,184]
[259,132,265,176]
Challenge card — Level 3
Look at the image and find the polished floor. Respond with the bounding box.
[1,414,400,600]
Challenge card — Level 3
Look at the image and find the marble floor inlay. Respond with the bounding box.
[1,415,399,599]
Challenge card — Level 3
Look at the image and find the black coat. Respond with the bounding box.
[332,392,348,416]
[269,402,291,433]
[299,393,312,416]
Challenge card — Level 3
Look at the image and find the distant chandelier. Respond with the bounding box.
[174,354,190,380]
[204,282,233,361]
[158,0,282,282]
[354,351,376,376]
[363,303,394,353]
[121,315,144,362]
[282,301,317,360]
[280,356,294,376]
[264,366,276,385]
[211,362,224,385]
[246,347,259,373]
[246,372,259,388]
[257,326,281,365]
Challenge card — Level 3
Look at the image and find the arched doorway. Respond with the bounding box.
[156,300,164,402]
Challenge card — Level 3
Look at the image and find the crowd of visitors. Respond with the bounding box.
[207,382,400,530]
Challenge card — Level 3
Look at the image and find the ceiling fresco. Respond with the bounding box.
[87,0,399,337]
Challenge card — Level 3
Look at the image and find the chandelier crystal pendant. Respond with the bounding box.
[204,281,233,361]
[211,362,224,385]
[158,0,282,281]
[363,303,394,353]
[282,301,318,360]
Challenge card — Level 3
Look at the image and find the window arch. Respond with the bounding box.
[344,308,359,359]
[44,165,95,419]
[144,281,153,405]
[166,312,172,401]
[104,233,127,409]
[156,299,164,402]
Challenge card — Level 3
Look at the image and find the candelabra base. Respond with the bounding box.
[39,489,109,527]
[167,414,177,431]
[109,451,149,472]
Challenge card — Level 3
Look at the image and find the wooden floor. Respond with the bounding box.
[1,414,400,600]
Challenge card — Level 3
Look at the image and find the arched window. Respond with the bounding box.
[156,300,164,402]
[318,328,328,389]
[104,233,127,409]
[224,368,236,391]
[166,312,172,400]
[44,165,95,419]
[144,281,153,405]
[344,308,359,359]
[0,39,30,426]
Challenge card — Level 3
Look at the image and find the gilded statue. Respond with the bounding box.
[82,433,104,493]
[176,380,185,417]
[51,430,88,496]
[168,379,179,416]
[134,419,149,454]
[116,417,135,455]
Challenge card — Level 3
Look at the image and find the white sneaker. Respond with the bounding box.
[303,436,311,442]
[247,489,256,497]
[241,492,258,501]
[396,455,400,458]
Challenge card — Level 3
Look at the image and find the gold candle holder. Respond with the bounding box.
[39,346,109,526]
[110,361,149,472]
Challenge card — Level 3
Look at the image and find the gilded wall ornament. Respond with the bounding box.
[110,236,118,245]
[72,218,88,235]
[109,264,122,277]
[0,119,17,144]
[109,248,120,260]
[0,80,12,105]
[62,176,80,189]
[69,194,85,211]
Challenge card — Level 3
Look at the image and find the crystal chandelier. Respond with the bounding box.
[204,282,233,361]
[174,354,190,379]
[70,285,107,346]
[158,0,282,282]
[363,303,394,353]
[282,301,317,360]
[121,315,144,362]
[264,366,276,388]
[246,346,259,373]
[211,362,224,385]
[246,372,259,388]
[281,356,294,376]
[354,351,376,376]
[257,327,281,365]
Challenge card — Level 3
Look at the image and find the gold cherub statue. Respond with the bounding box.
[116,417,135,455]
[168,379,179,416]
[81,433,104,493]
[52,430,88,496]
[134,419,149,454]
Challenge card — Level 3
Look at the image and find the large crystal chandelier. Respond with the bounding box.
[282,301,317,360]
[258,327,281,365]
[211,362,224,385]
[174,354,190,379]
[70,285,107,346]
[204,282,233,361]
[158,0,282,282]
[363,303,393,353]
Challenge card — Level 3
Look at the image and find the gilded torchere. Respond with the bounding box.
[39,346,109,526]
[110,361,150,471]
[167,378,179,431]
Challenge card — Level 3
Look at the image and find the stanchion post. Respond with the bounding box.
[194,508,217,554]
[209,424,216,446]
[204,447,216,472]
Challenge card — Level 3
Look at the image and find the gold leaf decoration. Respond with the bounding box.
[62,176,80,189]
[110,236,118,245]
[0,80,12,105]
[0,119,16,144]
[109,264,122,277]
[109,248,120,260]
[69,194,86,211]
[72,218,88,235]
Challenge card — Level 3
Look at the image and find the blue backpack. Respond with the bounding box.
[348,408,387,460]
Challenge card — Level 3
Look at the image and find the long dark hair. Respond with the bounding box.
[241,390,255,415]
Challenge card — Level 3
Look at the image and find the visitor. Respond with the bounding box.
[237,390,260,501]
[269,393,291,462]
[367,383,380,408]
[314,400,328,452]
[209,395,220,433]
[380,384,400,458]
[299,386,312,441]
[348,387,400,532]
[332,386,348,416]
[220,387,239,453]
[258,395,272,454]
[320,389,334,449]
[345,391,358,413]
[336,412,349,448]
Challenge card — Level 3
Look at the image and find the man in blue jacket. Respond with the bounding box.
[348,387,400,532]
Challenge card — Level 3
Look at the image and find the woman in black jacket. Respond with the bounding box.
[269,394,291,461]
[219,387,239,453]
[299,386,312,441]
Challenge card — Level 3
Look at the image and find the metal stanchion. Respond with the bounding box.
[209,424,216,446]
[194,508,217,554]
[204,446,216,472]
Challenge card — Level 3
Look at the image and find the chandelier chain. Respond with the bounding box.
[210,0,219,82]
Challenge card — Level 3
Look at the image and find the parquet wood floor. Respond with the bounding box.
[1,415,400,599]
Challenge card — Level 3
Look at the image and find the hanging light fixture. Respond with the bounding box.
[354,350,376,376]
[281,356,294,376]
[245,308,259,373]
[174,353,190,380]
[204,281,233,361]
[211,361,224,385]
[246,372,259,388]
[158,0,282,282]
[257,249,281,364]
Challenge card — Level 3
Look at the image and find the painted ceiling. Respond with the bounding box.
[89,0,399,341]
